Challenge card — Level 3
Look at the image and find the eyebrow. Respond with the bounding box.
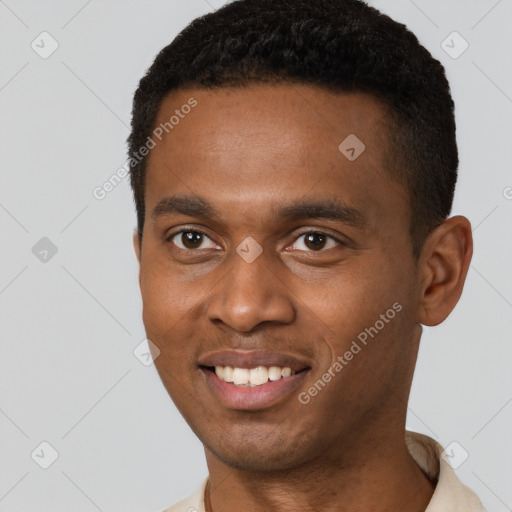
[151,195,366,228]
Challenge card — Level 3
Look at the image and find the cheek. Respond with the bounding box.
[140,256,193,327]
[300,261,403,338]
[297,310,411,437]
[139,274,197,387]
[298,258,413,392]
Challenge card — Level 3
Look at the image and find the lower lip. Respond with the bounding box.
[201,367,310,411]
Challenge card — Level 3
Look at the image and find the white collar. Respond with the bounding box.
[405,431,485,512]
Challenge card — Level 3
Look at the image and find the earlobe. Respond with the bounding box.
[416,216,473,326]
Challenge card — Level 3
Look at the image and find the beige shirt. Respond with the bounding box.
[163,430,486,512]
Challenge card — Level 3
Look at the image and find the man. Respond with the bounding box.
[128,0,486,510]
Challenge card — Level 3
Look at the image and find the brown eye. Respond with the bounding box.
[289,231,343,252]
[304,233,328,250]
[167,230,219,250]
[181,231,203,249]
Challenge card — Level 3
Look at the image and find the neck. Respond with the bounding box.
[205,429,435,512]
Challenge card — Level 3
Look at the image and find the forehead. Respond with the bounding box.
[144,83,408,232]
[152,83,389,152]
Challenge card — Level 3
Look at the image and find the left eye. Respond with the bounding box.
[289,231,342,252]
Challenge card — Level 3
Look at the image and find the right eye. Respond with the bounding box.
[166,229,220,251]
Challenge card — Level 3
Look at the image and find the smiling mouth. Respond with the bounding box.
[201,365,310,387]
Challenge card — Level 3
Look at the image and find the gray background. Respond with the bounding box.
[0,0,511,510]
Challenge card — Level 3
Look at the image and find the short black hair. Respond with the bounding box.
[128,0,458,260]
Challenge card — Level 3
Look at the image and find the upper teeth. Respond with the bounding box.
[215,366,295,386]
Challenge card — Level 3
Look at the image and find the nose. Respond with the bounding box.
[206,246,296,332]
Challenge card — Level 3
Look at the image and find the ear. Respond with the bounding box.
[132,229,141,263]
[416,215,473,326]
[132,229,142,288]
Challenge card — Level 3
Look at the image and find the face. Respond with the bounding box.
[135,84,424,471]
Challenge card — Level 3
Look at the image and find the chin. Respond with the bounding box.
[203,427,320,472]
[211,446,308,472]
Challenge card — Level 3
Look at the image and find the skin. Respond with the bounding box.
[133,83,473,512]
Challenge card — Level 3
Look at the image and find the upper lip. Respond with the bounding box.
[198,350,312,372]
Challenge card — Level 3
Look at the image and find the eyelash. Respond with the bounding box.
[165,227,346,252]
